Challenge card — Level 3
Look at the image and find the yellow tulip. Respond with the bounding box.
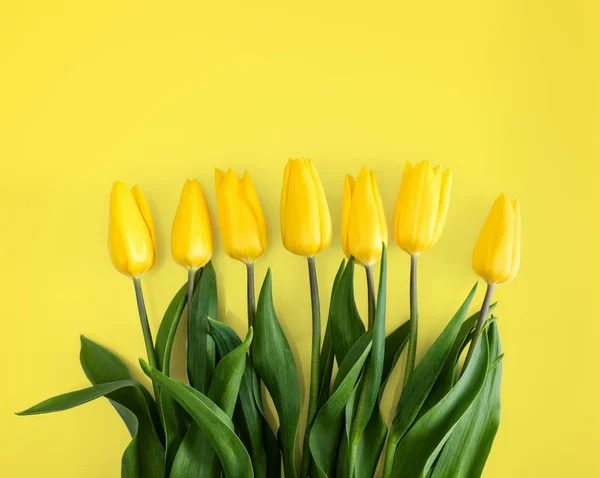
[341,166,388,266]
[108,181,156,278]
[393,161,452,255]
[171,179,213,270]
[280,158,332,257]
[472,194,521,285]
[214,168,268,263]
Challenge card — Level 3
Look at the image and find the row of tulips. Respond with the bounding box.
[19,158,520,478]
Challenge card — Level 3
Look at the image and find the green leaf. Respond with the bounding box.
[209,318,277,478]
[310,330,373,477]
[383,283,478,477]
[154,277,203,475]
[171,328,253,478]
[317,259,346,409]
[348,245,388,472]
[188,261,217,393]
[17,379,165,478]
[140,361,254,478]
[253,269,301,478]
[420,304,498,417]
[79,336,165,478]
[390,332,490,478]
[430,322,503,478]
[330,258,366,365]
[353,319,411,478]
[155,270,202,374]
[381,319,411,393]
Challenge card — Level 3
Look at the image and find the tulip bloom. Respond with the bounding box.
[171,179,213,270]
[462,194,521,377]
[108,181,156,278]
[280,158,332,257]
[214,168,268,264]
[472,194,521,285]
[341,166,388,266]
[393,161,452,255]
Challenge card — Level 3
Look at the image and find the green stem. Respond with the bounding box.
[187,269,196,324]
[133,278,159,398]
[300,256,321,478]
[365,264,376,329]
[246,262,256,330]
[462,282,495,374]
[403,255,418,387]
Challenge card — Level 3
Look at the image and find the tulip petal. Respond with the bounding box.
[131,186,157,268]
[472,194,515,284]
[341,175,355,258]
[393,162,413,244]
[242,171,268,254]
[370,170,388,246]
[429,168,453,248]
[214,168,225,188]
[307,159,332,253]
[171,179,213,270]
[108,181,154,277]
[500,199,521,284]
[280,160,292,246]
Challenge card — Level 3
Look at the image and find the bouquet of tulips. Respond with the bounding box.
[18,159,520,478]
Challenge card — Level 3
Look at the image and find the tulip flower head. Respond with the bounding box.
[472,194,521,285]
[171,179,213,270]
[341,166,388,266]
[393,161,452,255]
[214,168,268,263]
[280,158,332,257]
[108,181,156,278]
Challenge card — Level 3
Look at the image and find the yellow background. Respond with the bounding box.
[1,1,598,476]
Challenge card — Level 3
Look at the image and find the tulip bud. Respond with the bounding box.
[214,168,268,263]
[472,194,521,285]
[171,179,213,270]
[341,166,388,265]
[108,181,156,278]
[393,161,452,255]
[280,158,332,257]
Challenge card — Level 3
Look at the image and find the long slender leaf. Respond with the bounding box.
[79,336,164,478]
[18,379,164,478]
[330,258,366,365]
[383,283,478,477]
[140,361,254,478]
[420,304,498,417]
[209,319,276,478]
[310,331,373,477]
[390,333,490,478]
[253,269,301,478]
[188,261,217,393]
[317,259,346,409]
[430,322,503,478]
[171,329,253,478]
[348,245,388,472]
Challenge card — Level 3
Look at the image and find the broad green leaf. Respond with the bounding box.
[170,328,253,478]
[330,258,366,365]
[140,361,254,478]
[188,261,217,393]
[18,379,164,478]
[317,259,346,408]
[383,283,478,478]
[209,319,276,478]
[348,245,388,472]
[390,333,490,478]
[310,331,373,477]
[430,322,503,478]
[79,336,165,478]
[253,269,301,478]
